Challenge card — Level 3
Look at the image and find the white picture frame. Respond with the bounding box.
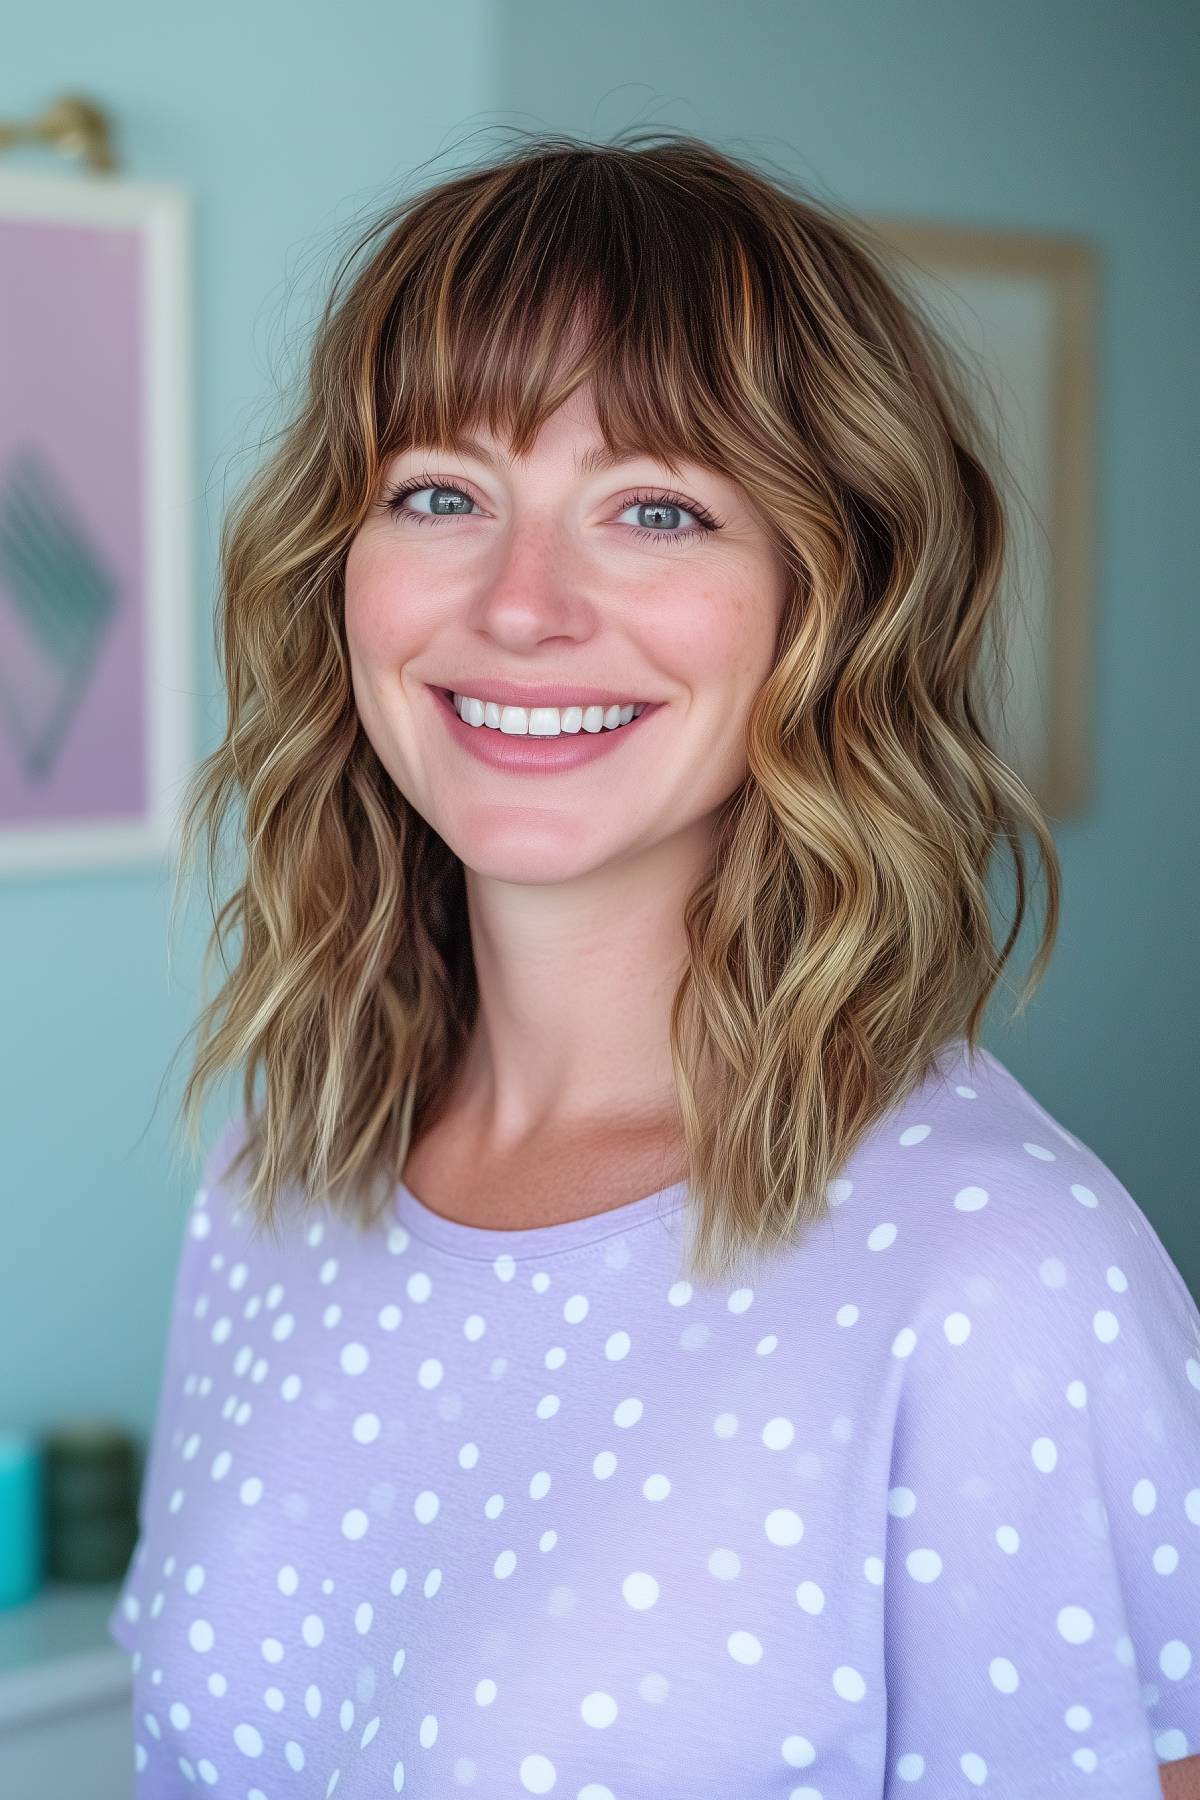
[0,170,193,878]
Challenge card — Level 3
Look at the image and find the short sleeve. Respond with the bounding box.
[881,1155,1200,1796]
[107,1113,248,1654]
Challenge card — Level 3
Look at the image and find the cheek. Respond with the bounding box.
[343,542,427,662]
[659,581,778,697]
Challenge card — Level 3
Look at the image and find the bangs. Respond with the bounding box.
[369,145,774,484]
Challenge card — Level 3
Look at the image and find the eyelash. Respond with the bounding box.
[380,470,724,547]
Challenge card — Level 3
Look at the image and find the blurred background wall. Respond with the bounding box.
[2,0,1196,1466]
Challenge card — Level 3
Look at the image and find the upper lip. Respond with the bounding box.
[434,679,654,709]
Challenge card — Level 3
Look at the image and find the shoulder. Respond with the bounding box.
[845,1040,1198,1367]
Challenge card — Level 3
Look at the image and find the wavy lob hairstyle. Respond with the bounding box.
[169,126,1060,1288]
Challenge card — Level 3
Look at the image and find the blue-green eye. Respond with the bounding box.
[381,473,723,547]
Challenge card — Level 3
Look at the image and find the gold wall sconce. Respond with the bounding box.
[0,95,117,173]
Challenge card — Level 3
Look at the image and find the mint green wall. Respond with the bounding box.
[2,2,1196,1454]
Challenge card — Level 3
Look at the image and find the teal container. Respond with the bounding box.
[0,1431,45,1609]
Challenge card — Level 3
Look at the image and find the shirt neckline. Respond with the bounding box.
[392,1174,690,1262]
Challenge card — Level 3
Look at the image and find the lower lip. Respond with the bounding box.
[429,687,663,774]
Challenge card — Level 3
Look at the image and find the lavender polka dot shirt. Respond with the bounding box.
[109,1037,1200,1796]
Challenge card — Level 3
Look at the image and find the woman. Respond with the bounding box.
[110,129,1200,1798]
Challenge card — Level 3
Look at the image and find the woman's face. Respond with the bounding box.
[343,381,790,886]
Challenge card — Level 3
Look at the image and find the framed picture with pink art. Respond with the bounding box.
[0,170,192,879]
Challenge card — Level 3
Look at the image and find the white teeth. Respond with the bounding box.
[452,695,648,736]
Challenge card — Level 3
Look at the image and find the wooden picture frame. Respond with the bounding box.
[862,217,1099,820]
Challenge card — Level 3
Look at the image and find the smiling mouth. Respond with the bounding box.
[437,689,651,734]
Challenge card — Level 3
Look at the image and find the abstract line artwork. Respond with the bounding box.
[0,447,121,782]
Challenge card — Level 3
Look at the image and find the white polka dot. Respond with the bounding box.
[836,1304,859,1326]
[605,1331,631,1360]
[961,1751,988,1783]
[1093,1310,1120,1343]
[301,1614,325,1646]
[613,1398,643,1428]
[944,1312,972,1345]
[765,1509,804,1546]
[989,1657,1019,1693]
[996,1525,1020,1553]
[1065,1704,1092,1730]
[240,1476,264,1505]
[234,1723,263,1757]
[708,1548,740,1579]
[867,1222,898,1251]
[342,1509,369,1540]
[888,1487,917,1517]
[782,1735,816,1766]
[1057,1605,1094,1644]
[1133,1479,1157,1515]
[1032,1437,1058,1473]
[833,1665,866,1701]
[494,1550,517,1579]
[796,1581,825,1613]
[622,1572,659,1610]
[954,1186,989,1212]
[899,1124,931,1145]
[727,1631,762,1665]
[1161,1641,1193,1681]
[519,1754,555,1793]
[563,1294,589,1324]
[762,1417,794,1449]
[417,1359,443,1389]
[407,1272,433,1302]
[1024,1141,1055,1161]
[728,1288,754,1314]
[189,1619,214,1652]
[169,1701,191,1729]
[414,1491,440,1523]
[1154,1544,1180,1574]
[353,1414,381,1445]
[896,1751,926,1779]
[891,1326,918,1358]
[581,1692,618,1727]
[905,1548,942,1583]
[341,1343,369,1375]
